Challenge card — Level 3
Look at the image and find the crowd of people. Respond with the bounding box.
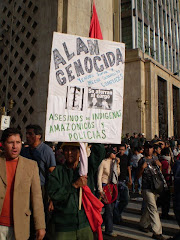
[0,126,180,240]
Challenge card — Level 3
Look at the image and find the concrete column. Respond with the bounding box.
[167,82,174,137]
[57,0,64,32]
[148,62,159,139]
[132,0,136,48]
[141,0,145,52]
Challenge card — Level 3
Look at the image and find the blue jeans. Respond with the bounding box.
[103,202,114,233]
[113,181,129,223]
[131,167,142,192]
[102,183,114,233]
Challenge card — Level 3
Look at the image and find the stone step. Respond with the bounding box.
[126,201,175,217]
[121,211,179,235]
[102,193,179,239]
[112,225,172,240]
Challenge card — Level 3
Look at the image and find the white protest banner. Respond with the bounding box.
[45,32,125,144]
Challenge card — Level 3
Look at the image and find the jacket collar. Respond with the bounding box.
[0,154,25,188]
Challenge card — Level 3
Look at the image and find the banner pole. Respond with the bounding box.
[79,187,82,210]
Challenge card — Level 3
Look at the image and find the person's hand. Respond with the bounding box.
[72,176,87,188]
[116,157,120,164]
[128,179,132,185]
[36,229,46,240]
[99,191,104,201]
[48,200,54,212]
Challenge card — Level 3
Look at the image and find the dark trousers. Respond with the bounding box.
[157,189,171,217]
[113,181,129,223]
[103,202,114,233]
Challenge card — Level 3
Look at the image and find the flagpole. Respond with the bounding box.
[91,0,94,15]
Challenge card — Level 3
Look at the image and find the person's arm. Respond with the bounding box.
[116,157,120,176]
[137,161,147,179]
[45,146,56,172]
[49,166,55,172]
[128,166,132,184]
[30,162,46,238]
[48,167,77,203]
[97,160,104,193]
[36,229,46,240]
[154,159,162,170]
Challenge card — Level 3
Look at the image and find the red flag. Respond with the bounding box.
[82,186,104,240]
[89,3,103,39]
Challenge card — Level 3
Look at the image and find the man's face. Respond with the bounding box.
[119,147,126,156]
[3,134,22,160]
[144,147,153,156]
[63,146,80,165]
[113,147,117,153]
[155,147,161,155]
[26,128,41,147]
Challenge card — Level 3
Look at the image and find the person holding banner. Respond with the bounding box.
[48,142,93,240]
[97,148,120,237]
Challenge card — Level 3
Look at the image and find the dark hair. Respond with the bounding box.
[161,147,170,156]
[119,144,126,149]
[1,128,22,143]
[153,144,161,150]
[134,147,140,152]
[144,141,153,149]
[26,124,43,139]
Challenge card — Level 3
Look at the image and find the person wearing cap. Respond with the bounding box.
[48,142,105,240]
[138,142,165,240]
[97,148,120,237]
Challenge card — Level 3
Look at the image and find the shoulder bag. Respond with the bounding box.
[148,164,168,194]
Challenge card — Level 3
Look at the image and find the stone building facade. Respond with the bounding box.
[0,0,180,140]
[119,0,180,139]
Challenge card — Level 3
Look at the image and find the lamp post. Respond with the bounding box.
[0,99,14,116]
[136,98,149,134]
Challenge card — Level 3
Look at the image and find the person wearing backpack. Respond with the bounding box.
[138,142,165,240]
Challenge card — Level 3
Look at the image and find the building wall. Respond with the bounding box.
[57,0,113,40]
[121,0,180,76]
[0,0,113,139]
[124,49,180,139]
[0,0,58,139]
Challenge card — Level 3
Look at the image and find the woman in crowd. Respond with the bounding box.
[131,147,143,194]
[97,148,120,237]
[158,147,172,219]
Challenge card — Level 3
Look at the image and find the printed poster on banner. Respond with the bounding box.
[45,32,125,144]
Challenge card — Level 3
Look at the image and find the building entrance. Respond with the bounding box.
[158,77,168,138]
